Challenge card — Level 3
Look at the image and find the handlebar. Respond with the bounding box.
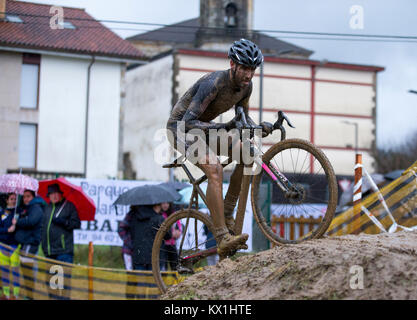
[233,106,295,141]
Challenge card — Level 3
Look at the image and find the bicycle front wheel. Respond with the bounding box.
[152,209,218,294]
[251,138,337,245]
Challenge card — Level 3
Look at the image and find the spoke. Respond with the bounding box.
[299,151,309,176]
[313,163,325,176]
[305,194,330,204]
[299,202,327,216]
[290,148,295,174]
[295,148,301,174]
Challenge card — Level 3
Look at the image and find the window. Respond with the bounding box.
[20,54,40,109]
[18,123,37,168]
[59,21,76,29]
[6,15,23,23]
[20,64,39,108]
[225,2,238,27]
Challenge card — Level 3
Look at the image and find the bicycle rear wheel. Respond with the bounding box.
[152,209,218,294]
[251,138,337,245]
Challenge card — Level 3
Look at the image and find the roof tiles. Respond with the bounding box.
[0,1,144,60]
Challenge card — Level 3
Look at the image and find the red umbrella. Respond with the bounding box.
[38,177,96,221]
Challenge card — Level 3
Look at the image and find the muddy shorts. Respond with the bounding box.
[166,125,243,165]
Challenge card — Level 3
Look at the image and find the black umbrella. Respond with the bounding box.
[158,181,191,191]
[113,184,181,206]
[384,170,403,181]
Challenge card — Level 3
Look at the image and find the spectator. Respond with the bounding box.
[41,183,80,300]
[203,225,219,266]
[160,202,182,271]
[41,183,81,263]
[131,204,169,271]
[14,189,44,300]
[0,193,22,300]
[117,206,134,271]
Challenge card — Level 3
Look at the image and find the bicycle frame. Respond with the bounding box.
[168,110,296,264]
[177,129,294,238]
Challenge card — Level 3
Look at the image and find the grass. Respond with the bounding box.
[35,244,125,269]
[73,245,125,269]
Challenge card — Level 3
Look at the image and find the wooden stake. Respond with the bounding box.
[88,241,94,300]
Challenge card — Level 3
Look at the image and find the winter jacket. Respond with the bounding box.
[131,205,169,266]
[15,197,44,248]
[0,207,22,245]
[41,198,81,256]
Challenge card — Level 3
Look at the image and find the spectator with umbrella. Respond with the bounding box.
[40,183,81,264]
[0,193,23,300]
[0,173,42,300]
[113,184,181,272]
[37,178,93,300]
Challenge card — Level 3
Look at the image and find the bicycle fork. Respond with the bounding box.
[256,158,303,201]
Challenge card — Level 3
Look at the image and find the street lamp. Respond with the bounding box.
[342,120,359,154]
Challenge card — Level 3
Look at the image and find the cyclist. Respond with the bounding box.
[166,39,274,259]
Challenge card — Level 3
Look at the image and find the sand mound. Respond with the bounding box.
[161,230,417,300]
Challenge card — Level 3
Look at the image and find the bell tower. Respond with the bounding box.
[197,0,254,48]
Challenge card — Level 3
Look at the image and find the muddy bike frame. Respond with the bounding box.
[163,108,296,263]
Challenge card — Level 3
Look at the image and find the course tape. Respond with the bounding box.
[327,162,417,236]
[0,242,180,300]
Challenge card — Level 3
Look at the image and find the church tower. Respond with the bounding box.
[197,0,254,49]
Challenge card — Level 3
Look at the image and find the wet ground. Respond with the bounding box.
[161,230,417,300]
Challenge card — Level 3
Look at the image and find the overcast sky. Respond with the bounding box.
[20,0,417,149]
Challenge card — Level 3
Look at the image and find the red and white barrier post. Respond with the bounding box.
[352,154,362,234]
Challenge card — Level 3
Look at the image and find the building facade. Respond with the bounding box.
[0,0,144,179]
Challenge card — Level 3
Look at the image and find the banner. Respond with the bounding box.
[66,178,161,246]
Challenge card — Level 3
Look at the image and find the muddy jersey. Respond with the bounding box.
[167,69,254,133]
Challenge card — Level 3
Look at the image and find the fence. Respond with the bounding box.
[0,242,179,300]
[270,216,322,241]
[327,160,417,236]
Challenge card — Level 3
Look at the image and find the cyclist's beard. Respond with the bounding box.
[231,67,241,92]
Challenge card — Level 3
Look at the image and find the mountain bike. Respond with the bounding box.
[152,107,338,294]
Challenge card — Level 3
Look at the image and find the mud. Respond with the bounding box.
[161,231,417,300]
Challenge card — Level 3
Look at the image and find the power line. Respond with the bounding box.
[3,11,417,41]
[6,18,417,44]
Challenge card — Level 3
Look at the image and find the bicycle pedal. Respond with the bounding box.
[176,265,195,274]
[227,244,248,257]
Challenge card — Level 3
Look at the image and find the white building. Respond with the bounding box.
[0,0,145,179]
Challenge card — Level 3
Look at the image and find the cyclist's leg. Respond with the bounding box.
[223,164,243,233]
[170,126,248,259]
[202,133,248,258]
[214,130,249,234]
[195,160,248,260]
[195,154,227,236]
